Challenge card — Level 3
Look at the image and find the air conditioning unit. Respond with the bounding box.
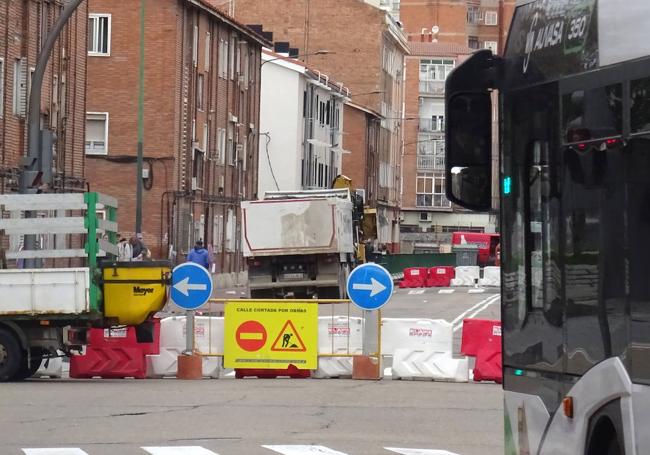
[229,114,238,123]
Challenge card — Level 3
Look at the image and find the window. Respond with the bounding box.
[419,59,454,82]
[0,58,4,118]
[202,122,208,151]
[197,74,204,110]
[225,208,236,252]
[219,39,227,78]
[467,6,482,24]
[416,172,450,208]
[217,128,226,164]
[212,214,224,253]
[88,14,111,56]
[229,37,236,80]
[562,84,623,143]
[205,32,211,72]
[85,112,109,155]
[192,147,204,190]
[484,41,498,53]
[192,25,198,67]
[227,124,234,165]
[485,11,498,26]
[630,77,650,134]
[13,58,27,117]
[468,36,479,50]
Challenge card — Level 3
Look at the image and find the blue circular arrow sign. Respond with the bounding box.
[170,262,214,310]
[346,263,394,310]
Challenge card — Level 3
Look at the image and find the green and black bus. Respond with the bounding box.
[445,0,650,453]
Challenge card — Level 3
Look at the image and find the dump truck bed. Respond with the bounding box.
[242,196,354,257]
[0,268,91,316]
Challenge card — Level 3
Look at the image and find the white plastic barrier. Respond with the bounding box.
[451,266,481,286]
[313,316,363,378]
[392,349,468,382]
[34,352,65,378]
[479,266,501,287]
[381,318,453,356]
[146,316,224,378]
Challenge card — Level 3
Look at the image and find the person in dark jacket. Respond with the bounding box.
[187,240,210,269]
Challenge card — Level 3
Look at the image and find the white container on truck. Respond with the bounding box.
[242,189,355,299]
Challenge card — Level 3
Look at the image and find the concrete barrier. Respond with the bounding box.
[479,266,501,287]
[381,318,453,356]
[313,316,363,379]
[451,266,481,286]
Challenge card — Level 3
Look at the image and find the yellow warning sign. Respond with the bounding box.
[224,301,317,369]
[271,320,306,352]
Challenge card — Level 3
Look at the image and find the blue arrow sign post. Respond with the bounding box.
[171,262,214,355]
[347,263,394,311]
[347,263,394,358]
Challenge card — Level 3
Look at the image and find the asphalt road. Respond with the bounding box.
[0,287,503,455]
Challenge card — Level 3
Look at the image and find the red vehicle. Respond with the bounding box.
[451,232,500,266]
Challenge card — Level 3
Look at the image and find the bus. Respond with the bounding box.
[445,1,650,454]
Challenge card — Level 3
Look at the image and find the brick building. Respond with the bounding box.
[397,0,516,55]
[85,0,265,281]
[0,0,88,194]
[233,0,409,252]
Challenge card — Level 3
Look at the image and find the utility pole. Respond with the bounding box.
[135,0,146,235]
[21,0,84,267]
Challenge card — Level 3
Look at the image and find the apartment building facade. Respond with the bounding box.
[0,0,88,194]
[85,0,265,279]
[399,0,516,54]
[258,49,349,196]
[234,0,408,252]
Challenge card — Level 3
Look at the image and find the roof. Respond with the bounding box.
[262,49,351,97]
[186,0,271,47]
[407,41,473,58]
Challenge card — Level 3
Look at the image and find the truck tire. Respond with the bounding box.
[0,328,22,382]
[14,348,45,380]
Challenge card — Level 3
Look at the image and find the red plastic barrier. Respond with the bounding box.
[398,267,428,288]
[460,319,501,356]
[70,347,147,379]
[235,364,310,379]
[70,319,160,379]
[473,343,502,383]
[425,266,455,287]
[460,319,502,383]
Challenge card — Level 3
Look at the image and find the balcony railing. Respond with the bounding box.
[417,155,445,170]
[419,79,445,96]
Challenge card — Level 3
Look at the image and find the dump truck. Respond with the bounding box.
[0,193,170,381]
[242,189,356,299]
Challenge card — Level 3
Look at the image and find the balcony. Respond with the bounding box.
[419,119,445,134]
[417,155,444,170]
[419,79,445,96]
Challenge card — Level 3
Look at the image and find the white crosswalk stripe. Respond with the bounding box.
[142,447,219,455]
[21,446,460,455]
[262,446,348,455]
[385,448,460,455]
[22,450,89,455]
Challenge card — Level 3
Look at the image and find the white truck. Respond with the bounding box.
[242,189,355,299]
[0,193,170,381]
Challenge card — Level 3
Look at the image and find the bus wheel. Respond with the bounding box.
[0,329,22,382]
[587,417,622,455]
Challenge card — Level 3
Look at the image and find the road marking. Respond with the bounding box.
[408,289,425,295]
[452,294,501,332]
[467,288,485,294]
[438,289,455,294]
[23,450,89,455]
[385,448,460,455]
[142,447,219,455]
[263,445,349,455]
[450,294,500,326]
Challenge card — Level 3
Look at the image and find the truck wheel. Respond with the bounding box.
[14,348,45,380]
[0,329,22,382]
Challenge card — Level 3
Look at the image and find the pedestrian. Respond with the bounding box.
[117,235,132,262]
[130,235,145,261]
[187,239,210,269]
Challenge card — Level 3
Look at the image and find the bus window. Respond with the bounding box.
[562,84,623,143]
[631,77,650,134]
[562,130,627,376]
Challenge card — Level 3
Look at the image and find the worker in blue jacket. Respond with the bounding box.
[187,240,210,269]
